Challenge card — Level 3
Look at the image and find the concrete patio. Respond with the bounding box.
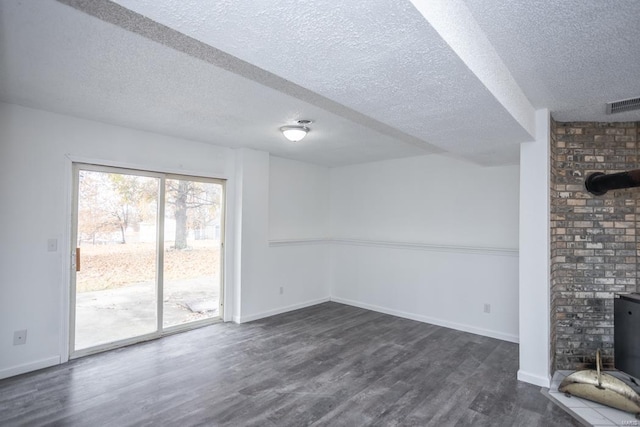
[75,276,220,350]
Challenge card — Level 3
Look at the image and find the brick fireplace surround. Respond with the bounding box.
[550,120,640,372]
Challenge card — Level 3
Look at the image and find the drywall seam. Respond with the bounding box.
[330,238,518,257]
[268,238,330,247]
[269,238,518,256]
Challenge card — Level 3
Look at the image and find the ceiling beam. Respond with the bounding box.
[410,0,536,139]
[57,0,442,154]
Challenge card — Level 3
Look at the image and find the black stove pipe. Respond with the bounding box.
[585,169,640,196]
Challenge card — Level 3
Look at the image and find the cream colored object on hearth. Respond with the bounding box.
[559,349,640,417]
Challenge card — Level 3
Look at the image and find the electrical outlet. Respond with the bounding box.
[483,303,491,314]
[13,329,27,345]
[279,286,284,295]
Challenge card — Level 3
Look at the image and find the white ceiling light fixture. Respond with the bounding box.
[280,120,312,142]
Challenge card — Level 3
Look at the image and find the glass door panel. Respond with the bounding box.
[74,168,160,351]
[163,178,223,328]
[71,165,224,357]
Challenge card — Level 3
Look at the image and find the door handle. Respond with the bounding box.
[75,248,81,272]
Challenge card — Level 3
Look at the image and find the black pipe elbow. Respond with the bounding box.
[585,170,640,196]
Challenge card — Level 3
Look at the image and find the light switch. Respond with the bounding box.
[47,238,58,252]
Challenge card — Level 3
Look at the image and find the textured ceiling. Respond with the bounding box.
[1,0,637,167]
[0,0,434,167]
[108,0,533,165]
[464,0,640,122]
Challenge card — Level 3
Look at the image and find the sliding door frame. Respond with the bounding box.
[69,162,226,359]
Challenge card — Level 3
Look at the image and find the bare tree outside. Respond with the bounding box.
[166,179,221,250]
[77,171,156,245]
[78,171,113,245]
[109,174,156,244]
[78,172,221,251]
[74,168,224,350]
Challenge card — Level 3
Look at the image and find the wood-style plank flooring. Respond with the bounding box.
[0,302,578,426]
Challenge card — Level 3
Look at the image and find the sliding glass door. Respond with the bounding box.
[71,164,224,357]
[162,177,224,328]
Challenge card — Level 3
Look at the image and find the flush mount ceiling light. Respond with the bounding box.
[280,120,312,142]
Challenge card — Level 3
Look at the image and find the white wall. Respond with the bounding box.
[518,109,551,387]
[329,154,520,342]
[0,103,331,379]
[330,155,519,248]
[269,156,329,240]
[232,151,330,322]
[0,103,236,379]
[0,102,533,382]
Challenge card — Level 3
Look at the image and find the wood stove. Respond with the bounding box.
[615,293,640,381]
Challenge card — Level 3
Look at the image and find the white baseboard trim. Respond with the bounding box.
[518,370,551,388]
[330,296,519,344]
[238,297,331,323]
[0,355,61,380]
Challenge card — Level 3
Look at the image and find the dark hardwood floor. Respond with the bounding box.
[0,302,578,426]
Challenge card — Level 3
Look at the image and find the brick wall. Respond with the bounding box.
[550,120,640,371]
